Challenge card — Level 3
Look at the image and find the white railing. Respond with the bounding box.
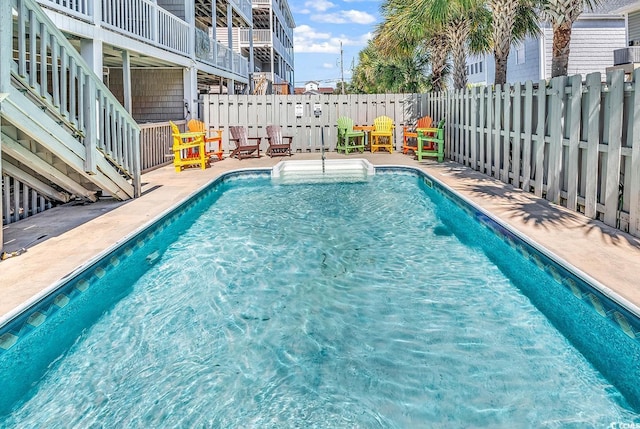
[156,8,190,54]
[1,175,53,225]
[40,0,247,78]
[234,54,249,76]
[239,28,271,45]
[139,120,186,172]
[196,38,249,79]
[13,0,141,192]
[37,0,92,21]
[238,28,292,66]
[101,0,190,56]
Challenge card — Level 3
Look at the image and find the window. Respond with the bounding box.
[515,43,525,65]
[479,61,483,73]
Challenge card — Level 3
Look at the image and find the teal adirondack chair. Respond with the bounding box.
[336,117,365,154]
[416,119,445,162]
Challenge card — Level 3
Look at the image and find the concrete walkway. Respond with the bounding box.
[1,153,640,322]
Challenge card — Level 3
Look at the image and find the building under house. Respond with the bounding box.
[0,0,295,252]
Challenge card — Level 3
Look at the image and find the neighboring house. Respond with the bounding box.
[223,0,296,94]
[467,0,636,85]
[294,82,335,95]
[607,1,640,75]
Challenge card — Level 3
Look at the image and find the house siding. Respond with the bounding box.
[542,19,626,78]
[467,15,626,87]
[505,37,541,83]
[157,0,185,21]
[109,69,184,122]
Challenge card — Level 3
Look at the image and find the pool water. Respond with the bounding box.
[1,173,639,427]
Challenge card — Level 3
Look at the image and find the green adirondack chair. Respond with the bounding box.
[336,117,365,154]
[416,119,445,162]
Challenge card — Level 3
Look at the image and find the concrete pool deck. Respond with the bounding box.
[1,153,640,321]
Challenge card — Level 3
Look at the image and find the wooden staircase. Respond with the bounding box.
[0,0,141,238]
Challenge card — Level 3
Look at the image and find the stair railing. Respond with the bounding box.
[10,0,141,197]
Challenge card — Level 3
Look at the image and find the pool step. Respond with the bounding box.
[271,159,375,184]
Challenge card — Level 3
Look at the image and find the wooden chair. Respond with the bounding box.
[402,116,432,155]
[371,116,394,153]
[229,126,261,159]
[336,116,365,154]
[416,119,445,162]
[265,125,293,157]
[187,119,223,160]
[170,121,208,172]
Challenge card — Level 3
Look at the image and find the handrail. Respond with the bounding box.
[13,0,141,195]
[101,0,190,56]
[37,0,92,21]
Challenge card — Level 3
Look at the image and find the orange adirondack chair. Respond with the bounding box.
[187,119,223,160]
[371,116,394,153]
[402,116,432,154]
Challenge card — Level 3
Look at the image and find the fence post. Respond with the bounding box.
[533,79,547,198]
[583,72,601,219]
[512,82,522,187]
[493,85,502,180]
[603,69,624,227]
[501,84,512,183]
[470,86,478,170]
[546,76,566,204]
[565,74,582,211]
[522,80,534,192]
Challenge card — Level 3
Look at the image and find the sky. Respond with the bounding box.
[290,0,382,88]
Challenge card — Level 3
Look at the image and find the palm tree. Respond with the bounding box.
[349,41,430,93]
[375,1,450,91]
[485,0,539,85]
[377,0,488,90]
[539,0,601,77]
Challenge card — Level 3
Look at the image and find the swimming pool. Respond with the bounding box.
[1,168,639,426]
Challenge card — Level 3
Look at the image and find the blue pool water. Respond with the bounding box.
[1,172,639,427]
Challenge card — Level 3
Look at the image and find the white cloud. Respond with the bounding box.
[294,25,371,53]
[323,63,335,68]
[304,0,335,12]
[311,10,376,24]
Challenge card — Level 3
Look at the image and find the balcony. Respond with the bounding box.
[238,28,293,66]
[37,0,248,79]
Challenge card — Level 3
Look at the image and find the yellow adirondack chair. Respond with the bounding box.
[170,121,208,172]
[371,116,394,153]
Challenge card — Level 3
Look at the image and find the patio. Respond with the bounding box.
[1,153,639,321]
